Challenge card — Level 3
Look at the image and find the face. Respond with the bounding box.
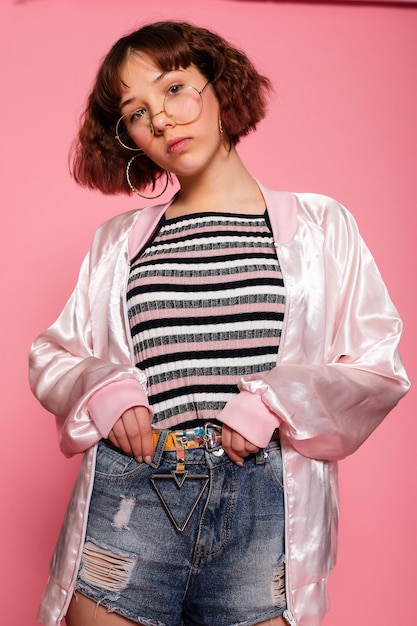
[117,54,227,180]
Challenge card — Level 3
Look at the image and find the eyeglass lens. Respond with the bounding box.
[116,84,205,150]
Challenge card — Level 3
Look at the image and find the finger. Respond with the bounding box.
[241,440,260,455]
[224,447,245,467]
[230,431,259,457]
[132,407,153,463]
[221,426,245,467]
[121,408,145,461]
[109,418,133,456]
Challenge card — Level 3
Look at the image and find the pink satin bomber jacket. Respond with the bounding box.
[29,183,410,626]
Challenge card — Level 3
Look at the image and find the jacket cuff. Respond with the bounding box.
[86,378,152,438]
[217,390,280,448]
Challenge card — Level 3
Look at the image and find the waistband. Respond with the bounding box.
[103,423,280,459]
[157,424,280,447]
[154,423,223,452]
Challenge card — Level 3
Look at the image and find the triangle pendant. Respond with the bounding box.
[150,471,209,533]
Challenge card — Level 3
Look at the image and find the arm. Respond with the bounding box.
[219,199,410,461]
[29,250,151,457]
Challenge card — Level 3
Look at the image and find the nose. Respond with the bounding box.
[150,109,176,134]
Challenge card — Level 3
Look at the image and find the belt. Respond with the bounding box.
[152,424,280,454]
[104,425,279,464]
[153,424,223,452]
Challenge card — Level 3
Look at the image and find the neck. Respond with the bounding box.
[168,148,265,218]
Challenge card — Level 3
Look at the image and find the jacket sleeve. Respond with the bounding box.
[218,199,410,461]
[29,249,150,458]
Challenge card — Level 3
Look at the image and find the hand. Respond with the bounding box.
[108,406,153,463]
[221,424,260,467]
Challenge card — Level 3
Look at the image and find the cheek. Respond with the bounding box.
[198,110,222,148]
[205,97,220,128]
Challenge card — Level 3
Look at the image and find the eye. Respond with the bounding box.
[127,108,147,124]
[166,83,185,97]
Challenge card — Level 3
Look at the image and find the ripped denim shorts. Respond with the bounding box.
[74,430,286,626]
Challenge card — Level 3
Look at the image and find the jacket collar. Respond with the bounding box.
[128,181,298,260]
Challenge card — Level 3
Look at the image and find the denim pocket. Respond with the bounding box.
[264,443,284,493]
[95,440,141,477]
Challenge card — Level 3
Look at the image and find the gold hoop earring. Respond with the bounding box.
[126,155,169,199]
[219,116,232,153]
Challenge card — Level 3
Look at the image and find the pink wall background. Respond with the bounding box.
[1,0,415,623]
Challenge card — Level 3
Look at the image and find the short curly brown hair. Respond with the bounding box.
[71,21,272,195]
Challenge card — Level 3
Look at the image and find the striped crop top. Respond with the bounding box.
[126,211,285,428]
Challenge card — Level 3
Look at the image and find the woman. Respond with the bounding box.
[29,21,409,626]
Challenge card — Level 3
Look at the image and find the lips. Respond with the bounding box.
[166,137,190,155]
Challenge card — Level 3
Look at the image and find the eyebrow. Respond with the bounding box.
[119,69,184,113]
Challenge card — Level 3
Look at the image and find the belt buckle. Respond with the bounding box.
[203,422,222,451]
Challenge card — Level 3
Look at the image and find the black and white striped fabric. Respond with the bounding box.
[126,211,285,428]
